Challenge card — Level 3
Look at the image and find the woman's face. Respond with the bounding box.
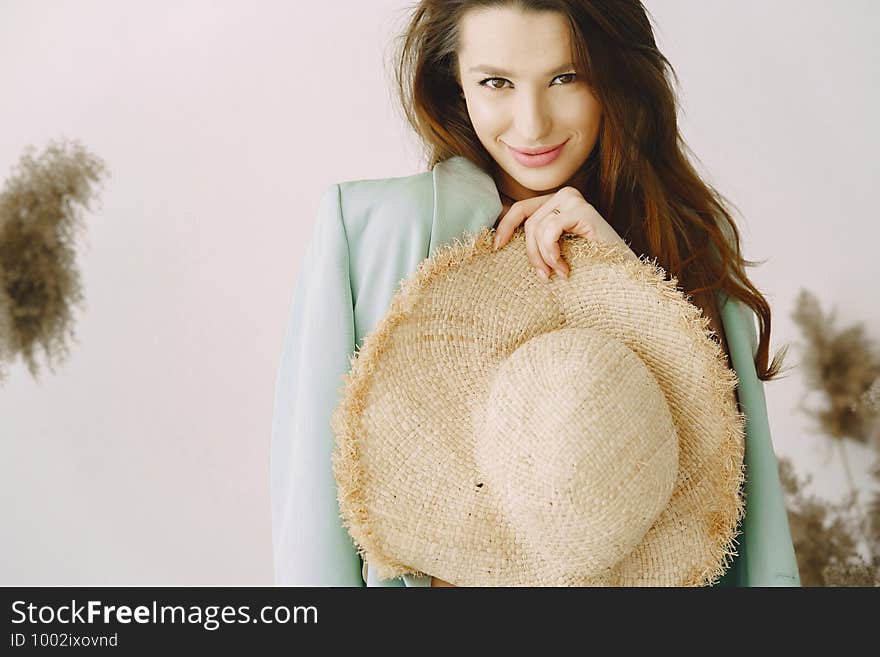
[456,7,601,202]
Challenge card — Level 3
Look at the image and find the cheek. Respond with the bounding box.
[577,95,602,134]
[560,95,601,131]
[467,99,503,135]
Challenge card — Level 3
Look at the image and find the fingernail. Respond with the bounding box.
[537,269,549,281]
[493,236,501,250]
[557,268,568,280]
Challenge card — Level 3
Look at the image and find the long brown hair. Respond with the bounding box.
[392,0,789,381]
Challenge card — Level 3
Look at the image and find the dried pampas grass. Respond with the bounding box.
[778,455,878,586]
[0,137,108,383]
[787,289,880,585]
[792,289,880,444]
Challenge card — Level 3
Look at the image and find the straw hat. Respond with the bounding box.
[330,226,746,587]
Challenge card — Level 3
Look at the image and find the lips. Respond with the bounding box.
[507,139,568,168]
[509,141,567,155]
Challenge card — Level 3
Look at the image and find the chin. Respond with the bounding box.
[507,162,570,186]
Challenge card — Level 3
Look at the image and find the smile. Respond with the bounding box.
[507,140,568,168]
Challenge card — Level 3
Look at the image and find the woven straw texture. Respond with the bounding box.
[331,227,746,586]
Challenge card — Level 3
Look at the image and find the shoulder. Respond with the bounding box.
[311,156,497,251]
[327,169,435,241]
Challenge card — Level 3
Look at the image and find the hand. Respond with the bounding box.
[492,186,636,281]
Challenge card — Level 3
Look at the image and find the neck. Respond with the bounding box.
[498,188,518,206]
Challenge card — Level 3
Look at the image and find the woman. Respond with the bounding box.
[270,0,800,587]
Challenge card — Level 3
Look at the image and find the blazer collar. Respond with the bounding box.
[428,155,502,255]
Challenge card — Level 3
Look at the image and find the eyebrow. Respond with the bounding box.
[468,63,576,77]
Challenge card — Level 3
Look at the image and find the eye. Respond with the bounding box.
[553,73,578,85]
[477,73,578,90]
[478,77,510,90]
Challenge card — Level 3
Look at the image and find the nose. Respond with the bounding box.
[514,90,552,144]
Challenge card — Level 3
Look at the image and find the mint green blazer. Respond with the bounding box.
[270,155,801,587]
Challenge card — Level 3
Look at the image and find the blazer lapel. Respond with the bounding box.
[429,156,503,256]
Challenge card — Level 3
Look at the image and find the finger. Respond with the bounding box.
[493,195,550,250]
[536,218,570,279]
[524,217,551,280]
[523,198,561,229]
